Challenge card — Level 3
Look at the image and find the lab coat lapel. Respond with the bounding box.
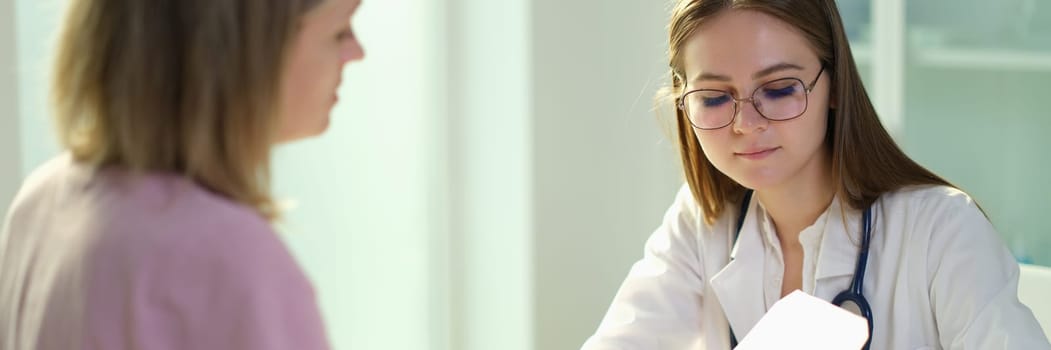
[814,198,865,296]
[709,198,768,339]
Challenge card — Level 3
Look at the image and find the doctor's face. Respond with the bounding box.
[276,0,366,143]
[679,9,833,191]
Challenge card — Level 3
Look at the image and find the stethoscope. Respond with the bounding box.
[727,190,874,350]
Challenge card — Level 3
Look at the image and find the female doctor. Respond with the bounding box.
[583,0,1050,349]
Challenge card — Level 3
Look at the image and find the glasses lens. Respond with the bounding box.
[684,90,734,129]
[755,79,807,120]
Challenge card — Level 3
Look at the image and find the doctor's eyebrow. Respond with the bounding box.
[691,71,732,83]
[752,62,805,79]
[688,62,807,84]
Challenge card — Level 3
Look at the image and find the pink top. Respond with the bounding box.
[0,155,330,350]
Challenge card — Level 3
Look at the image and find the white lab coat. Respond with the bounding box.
[583,185,1050,349]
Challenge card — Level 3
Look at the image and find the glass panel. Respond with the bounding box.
[902,0,1051,266]
[838,0,873,85]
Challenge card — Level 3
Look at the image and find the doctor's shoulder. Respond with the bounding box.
[876,186,1051,348]
[654,184,738,256]
[875,184,1006,264]
[665,184,737,234]
[877,184,990,234]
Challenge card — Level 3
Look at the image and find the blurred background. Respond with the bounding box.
[1,0,1048,349]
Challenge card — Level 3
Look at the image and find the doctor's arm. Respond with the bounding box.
[925,193,1051,349]
[582,186,710,350]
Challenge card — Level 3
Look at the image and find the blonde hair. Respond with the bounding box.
[52,0,321,219]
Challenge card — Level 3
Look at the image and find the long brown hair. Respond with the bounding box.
[52,0,321,219]
[666,0,953,224]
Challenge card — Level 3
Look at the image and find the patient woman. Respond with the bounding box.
[0,0,363,348]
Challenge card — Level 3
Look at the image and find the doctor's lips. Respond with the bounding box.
[735,146,780,160]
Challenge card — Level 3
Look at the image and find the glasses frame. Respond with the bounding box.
[677,66,825,130]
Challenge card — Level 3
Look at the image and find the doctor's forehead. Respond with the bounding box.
[680,10,818,82]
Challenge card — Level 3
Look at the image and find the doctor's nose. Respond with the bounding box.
[732,100,768,134]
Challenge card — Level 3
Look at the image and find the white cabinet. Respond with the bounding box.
[839,0,1051,266]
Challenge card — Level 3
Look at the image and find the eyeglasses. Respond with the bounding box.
[677,67,825,130]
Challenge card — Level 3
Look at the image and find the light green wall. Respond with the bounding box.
[901,68,1051,266]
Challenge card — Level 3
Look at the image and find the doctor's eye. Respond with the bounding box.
[760,80,802,100]
[697,91,732,107]
[703,95,731,107]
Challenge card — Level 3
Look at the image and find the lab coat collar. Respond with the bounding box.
[709,195,866,338]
